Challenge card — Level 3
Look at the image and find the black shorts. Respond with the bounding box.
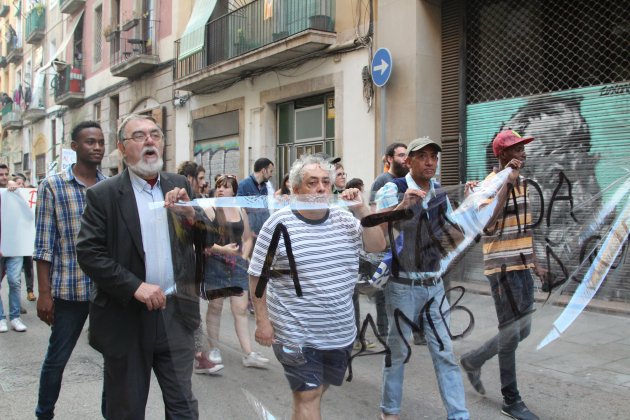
[273,344,353,392]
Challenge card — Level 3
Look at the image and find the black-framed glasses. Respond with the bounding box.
[123,131,163,143]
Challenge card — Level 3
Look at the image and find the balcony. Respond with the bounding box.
[23,106,45,122]
[59,0,85,15]
[174,0,336,93]
[110,18,159,78]
[1,104,22,130]
[0,3,9,18]
[54,64,85,107]
[26,8,46,45]
[7,36,22,64]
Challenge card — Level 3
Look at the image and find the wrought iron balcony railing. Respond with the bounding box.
[175,0,335,80]
[54,63,85,107]
[110,17,160,78]
[26,8,46,44]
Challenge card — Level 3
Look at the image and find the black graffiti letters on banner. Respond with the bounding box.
[254,223,302,299]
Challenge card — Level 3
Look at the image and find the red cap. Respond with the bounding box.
[492,130,534,157]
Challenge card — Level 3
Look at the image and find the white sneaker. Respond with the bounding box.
[243,352,270,368]
[209,348,222,364]
[10,318,27,332]
[0,319,8,333]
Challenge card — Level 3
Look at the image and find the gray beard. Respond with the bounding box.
[128,157,164,178]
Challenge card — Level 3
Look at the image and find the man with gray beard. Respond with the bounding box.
[76,114,209,419]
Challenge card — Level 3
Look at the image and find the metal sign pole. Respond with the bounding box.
[380,86,387,160]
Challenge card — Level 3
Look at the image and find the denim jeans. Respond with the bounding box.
[36,299,89,420]
[0,256,24,320]
[463,270,534,404]
[381,280,469,419]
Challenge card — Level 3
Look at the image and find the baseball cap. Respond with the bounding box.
[312,152,341,165]
[407,137,442,153]
[12,172,26,181]
[492,130,534,157]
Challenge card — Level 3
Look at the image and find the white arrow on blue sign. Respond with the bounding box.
[371,48,393,87]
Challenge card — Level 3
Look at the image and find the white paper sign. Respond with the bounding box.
[61,148,76,172]
[0,188,37,257]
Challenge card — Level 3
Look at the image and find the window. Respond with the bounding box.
[36,153,46,181]
[94,101,101,122]
[276,92,335,182]
[94,6,103,63]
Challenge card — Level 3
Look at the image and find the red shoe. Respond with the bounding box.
[194,352,224,375]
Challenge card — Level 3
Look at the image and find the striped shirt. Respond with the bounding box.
[482,172,534,275]
[248,206,362,349]
[33,165,107,301]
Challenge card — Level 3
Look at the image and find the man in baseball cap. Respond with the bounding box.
[492,130,534,158]
[460,128,545,420]
[375,135,470,420]
[406,136,442,154]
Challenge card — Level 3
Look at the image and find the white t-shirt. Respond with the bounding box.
[248,206,363,349]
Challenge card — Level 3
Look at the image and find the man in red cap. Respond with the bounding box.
[460,130,545,420]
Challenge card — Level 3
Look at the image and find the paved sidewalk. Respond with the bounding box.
[1,281,629,419]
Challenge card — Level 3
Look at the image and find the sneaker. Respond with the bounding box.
[0,319,8,333]
[10,318,27,332]
[460,355,486,395]
[413,331,427,346]
[501,400,539,420]
[194,352,224,375]
[353,339,377,350]
[242,352,270,368]
[27,292,36,301]
[208,348,223,364]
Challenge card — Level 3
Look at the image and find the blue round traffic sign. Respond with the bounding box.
[371,48,393,87]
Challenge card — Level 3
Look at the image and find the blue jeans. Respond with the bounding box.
[381,280,469,420]
[36,299,90,420]
[463,270,534,404]
[0,256,24,320]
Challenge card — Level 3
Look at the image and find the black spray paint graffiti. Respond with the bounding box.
[346,285,475,382]
[491,172,629,294]
[250,213,477,383]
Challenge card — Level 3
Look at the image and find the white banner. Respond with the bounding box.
[0,188,37,257]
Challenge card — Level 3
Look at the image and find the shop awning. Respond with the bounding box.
[178,0,218,60]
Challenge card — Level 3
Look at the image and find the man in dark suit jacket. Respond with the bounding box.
[76,114,207,420]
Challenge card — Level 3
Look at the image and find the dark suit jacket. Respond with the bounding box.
[76,169,206,358]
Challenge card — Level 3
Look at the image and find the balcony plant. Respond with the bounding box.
[103,24,120,42]
[33,2,45,16]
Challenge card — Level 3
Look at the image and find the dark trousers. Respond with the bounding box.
[36,299,90,420]
[463,270,534,404]
[23,256,34,293]
[102,302,198,420]
[352,289,389,340]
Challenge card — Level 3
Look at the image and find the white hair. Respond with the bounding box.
[289,155,335,191]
